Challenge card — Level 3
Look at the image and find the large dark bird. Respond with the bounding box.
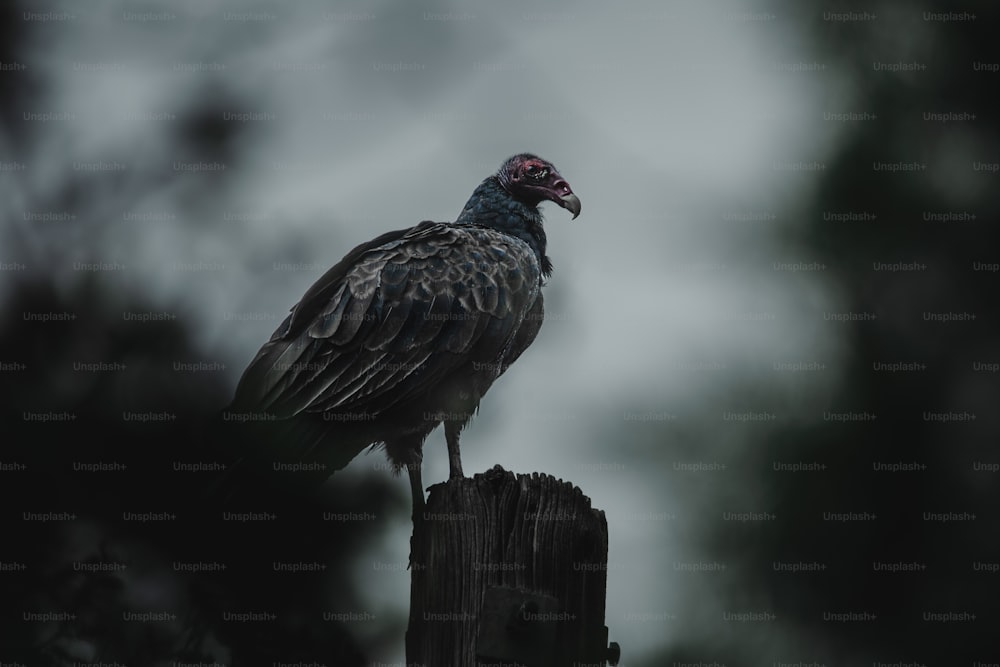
[228,154,580,510]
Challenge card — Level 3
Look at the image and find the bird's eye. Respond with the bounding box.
[524,164,547,180]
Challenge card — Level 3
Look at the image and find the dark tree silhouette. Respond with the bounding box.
[1,279,399,665]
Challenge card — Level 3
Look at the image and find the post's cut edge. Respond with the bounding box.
[425,465,605,514]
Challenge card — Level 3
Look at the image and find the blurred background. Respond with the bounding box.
[2,0,998,664]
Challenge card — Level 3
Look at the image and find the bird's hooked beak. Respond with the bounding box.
[550,177,581,220]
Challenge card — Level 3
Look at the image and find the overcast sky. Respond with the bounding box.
[2,0,853,662]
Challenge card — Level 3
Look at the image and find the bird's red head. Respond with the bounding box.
[497,153,581,219]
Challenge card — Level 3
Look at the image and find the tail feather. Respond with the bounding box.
[205,412,375,505]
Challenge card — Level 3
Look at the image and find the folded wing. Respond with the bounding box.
[231,222,541,419]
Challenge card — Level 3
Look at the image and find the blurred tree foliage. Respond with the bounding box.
[651,3,1000,665]
[0,279,405,665]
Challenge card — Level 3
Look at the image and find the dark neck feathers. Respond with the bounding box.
[456,176,552,277]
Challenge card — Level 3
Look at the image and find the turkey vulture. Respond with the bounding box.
[228,154,580,510]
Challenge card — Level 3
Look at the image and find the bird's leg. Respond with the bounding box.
[407,462,425,521]
[406,462,425,571]
[445,421,464,480]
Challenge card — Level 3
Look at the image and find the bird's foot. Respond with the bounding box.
[410,498,426,526]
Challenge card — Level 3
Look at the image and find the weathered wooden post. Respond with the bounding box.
[406,465,619,666]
